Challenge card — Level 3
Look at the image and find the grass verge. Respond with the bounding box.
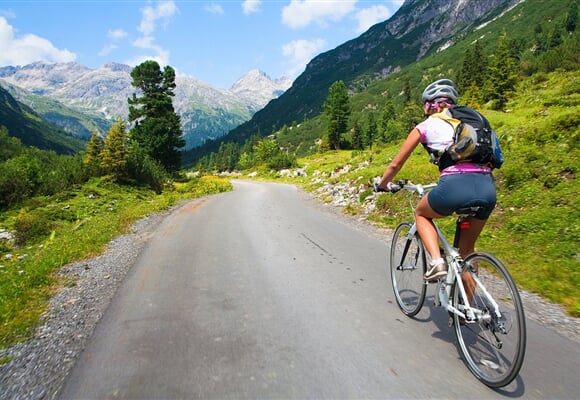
[0,176,231,351]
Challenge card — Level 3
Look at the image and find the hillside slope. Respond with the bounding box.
[0,86,85,154]
[182,0,522,165]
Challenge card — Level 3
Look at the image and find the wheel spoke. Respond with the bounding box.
[453,252,526,388]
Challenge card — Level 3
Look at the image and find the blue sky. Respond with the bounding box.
[0,0,403,89]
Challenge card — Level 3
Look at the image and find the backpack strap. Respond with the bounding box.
[424,110,462,170]
[430,109,462,139]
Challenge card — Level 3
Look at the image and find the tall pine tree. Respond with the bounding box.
[366,112,378,149]
[351,118,364,150]
[128,60,185,173]
[100,119,128,180]
[456,40,488,98]
[486,32,519,110]
[83,130,103,177]
[323,80,351,150]
[566,0,578,33]
[379,99,396,143]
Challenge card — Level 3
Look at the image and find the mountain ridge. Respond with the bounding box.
[0,62,291,150]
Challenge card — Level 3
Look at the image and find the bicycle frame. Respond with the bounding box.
[397,182,501,324]
[433,222,477,322]
[442,218,504,324]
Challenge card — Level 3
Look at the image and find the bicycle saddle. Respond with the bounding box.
[455,206,485,216]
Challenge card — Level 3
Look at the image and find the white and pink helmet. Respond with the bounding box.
[422,79,459,104]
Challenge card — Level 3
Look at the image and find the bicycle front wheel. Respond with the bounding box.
[453,252,526,388]
[390,222,427,316]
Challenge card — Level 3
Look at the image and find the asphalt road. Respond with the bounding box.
[58,180,579,399]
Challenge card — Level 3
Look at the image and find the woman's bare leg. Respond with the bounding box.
[458,217,487,302]
[414,196,444,261]
[458,217,487,257]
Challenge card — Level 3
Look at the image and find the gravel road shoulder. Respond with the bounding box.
[0,205,175,400]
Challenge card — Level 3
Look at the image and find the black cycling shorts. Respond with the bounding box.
[427,173,497,219]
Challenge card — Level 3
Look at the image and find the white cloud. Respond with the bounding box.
[205,4,224,14]
[127,35,170,67]
[242,0,262,14]
[282,0,357,29]
[138,0,178,35]
[0,16,76,66]
[107,29,128,40]
[282,38,326,77]
[98,30,126,59]
[125,54,169,70]
[98,44,117,56]
[132,36,169,62]
[133,35,155,49]
[133,1,177,67]
[354,4,392,33]
[0,10,16,19]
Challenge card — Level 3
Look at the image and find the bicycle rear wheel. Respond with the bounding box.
[452,252,526,388]
[390,222,427,316]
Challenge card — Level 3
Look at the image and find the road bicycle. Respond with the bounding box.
[381,180,526,388]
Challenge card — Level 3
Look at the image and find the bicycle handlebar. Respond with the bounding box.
[373,177,437,196]
[390,180,437,196]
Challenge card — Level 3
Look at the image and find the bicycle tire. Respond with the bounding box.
[452,251,526,388]
[390,222,427,316]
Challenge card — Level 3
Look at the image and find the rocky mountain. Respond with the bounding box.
[0,62,291,150]
[230,70,292,107]
[0,74,112,141]
[184,0,523,163]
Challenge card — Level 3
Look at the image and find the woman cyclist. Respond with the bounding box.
[376,79,496,282]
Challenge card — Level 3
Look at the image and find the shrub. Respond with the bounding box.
[124,146,168,194]
[549,110,580,149]
[0,155,41,209]
[189,176,232,197]
[13,208,54,246]
[38,154,87,195]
